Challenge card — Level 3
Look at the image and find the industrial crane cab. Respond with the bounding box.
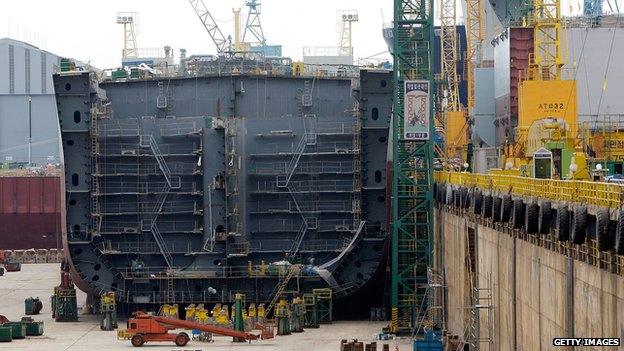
[500,117,590,180]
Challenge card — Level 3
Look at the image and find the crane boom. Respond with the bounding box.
[151,315,259,340]
[188,0,229,54]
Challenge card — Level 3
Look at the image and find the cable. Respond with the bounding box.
[594,12,621,120]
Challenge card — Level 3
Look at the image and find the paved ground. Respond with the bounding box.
[0,264,413,351]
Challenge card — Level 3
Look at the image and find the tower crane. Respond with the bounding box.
[242,0,267,47]
[116,12,139,59]
[338,10,359,57]
[389,0,435,335]
[439,0,466,162]
[188,0,230,54]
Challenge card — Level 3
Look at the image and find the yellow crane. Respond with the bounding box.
[441,0,483,163]
[440,0,465,161]
[505,0,584,179]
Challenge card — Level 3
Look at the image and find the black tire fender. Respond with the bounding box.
[538,201,551,235]
[482,195,493,219]
[512,199,526,229]
[445,185,453,205]
[596,208,613,252]
[526,202,539,234]
[460,187,470,209]
[571,205,588,245]
[556,207,570,241]
[473,190,483,215]
[615,209,624,255]
[501,194,513,222]
[492,196,502,223]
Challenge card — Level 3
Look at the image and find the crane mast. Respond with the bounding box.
[529,0,562,81]
[242,0,267,47]
[390,0,435,335]
[440,0,460,112]
[188,0,230,54]
[464,0,483,112]
[440,0,467,160]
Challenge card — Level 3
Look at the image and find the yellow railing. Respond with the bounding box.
[435,171,624,208]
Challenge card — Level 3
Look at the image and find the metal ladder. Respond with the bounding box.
[265,265,298,316]
[151,225,173,269]
[276,133,315,188]
[289,221,309,255]
[469,275,494,351]
[90,106,103,237]
[166,275,175,303]
[143,135,180,189]
[351,103,362,230]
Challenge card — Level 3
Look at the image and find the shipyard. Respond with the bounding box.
[0,0,623,350]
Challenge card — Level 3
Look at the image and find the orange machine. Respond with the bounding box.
[121,312,262,347]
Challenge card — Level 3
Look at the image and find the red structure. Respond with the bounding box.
[124,313,261,347]
[0,177,61,249]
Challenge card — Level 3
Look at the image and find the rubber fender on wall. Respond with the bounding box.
[491,196,502,223]
[526,202,539,234]
[500,194,513,222]
[439,184,447,205]
[615,209,624,255]
[482,195,493,219]
[454,187,462,207]
[473,190,483,215]
[538,201,551,235]
[595,208,613,252]
[445,185,453,205]
[512,199,525,230]
[571,205,588,245]
[556,207,570,241]
[460,187,470,209]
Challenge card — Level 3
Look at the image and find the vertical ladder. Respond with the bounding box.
[90,106,103,237]
[470,274,494,351]
[265,265,298,316]
[351,105,362,229]
[166,275,175,303]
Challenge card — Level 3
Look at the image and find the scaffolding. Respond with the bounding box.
[245,116,360,259]
[95,117,203,271]
[468,274,494,351]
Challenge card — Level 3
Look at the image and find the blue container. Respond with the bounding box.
[413,330,443,351]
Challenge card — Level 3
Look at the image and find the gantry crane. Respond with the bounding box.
[390,0,435,334]
[188,0,230,54]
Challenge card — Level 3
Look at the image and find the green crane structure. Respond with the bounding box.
[390,0,435,334]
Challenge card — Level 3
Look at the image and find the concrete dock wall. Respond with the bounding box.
[437,209,624,350]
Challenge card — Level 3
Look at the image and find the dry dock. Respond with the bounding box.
[0,264,412,351]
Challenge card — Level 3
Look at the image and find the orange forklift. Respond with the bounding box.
[119,312,263,347]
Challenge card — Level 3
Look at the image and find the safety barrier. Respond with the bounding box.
[435,171,624,208]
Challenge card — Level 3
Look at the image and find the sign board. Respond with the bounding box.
[404,80,430,140]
